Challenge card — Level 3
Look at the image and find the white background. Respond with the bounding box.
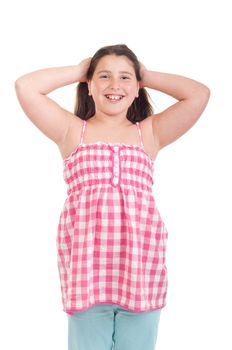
[1,0,231,349]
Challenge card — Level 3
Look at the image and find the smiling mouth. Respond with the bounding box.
[105,94,124,101]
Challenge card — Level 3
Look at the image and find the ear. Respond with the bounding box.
[135,82,140,98]
[87,80,92,96]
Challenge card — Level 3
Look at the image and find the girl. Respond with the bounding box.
[15,44,210,350]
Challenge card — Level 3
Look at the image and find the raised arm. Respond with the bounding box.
[140,66,210,150]
[15,58,91,145]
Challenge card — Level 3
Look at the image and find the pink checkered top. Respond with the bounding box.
[57,119,168,315]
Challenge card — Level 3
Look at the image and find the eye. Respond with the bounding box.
[121,76,130,80]
[99,74,109,79]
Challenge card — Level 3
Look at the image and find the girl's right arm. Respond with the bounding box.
[15,58,91,146]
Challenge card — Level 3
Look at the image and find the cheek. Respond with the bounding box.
[127,85,139,99]
[126,81,139,93]
[90,81,107,96]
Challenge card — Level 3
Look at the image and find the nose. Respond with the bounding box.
[109,77,120,90]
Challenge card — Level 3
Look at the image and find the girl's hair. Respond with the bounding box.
[74,44,154,123]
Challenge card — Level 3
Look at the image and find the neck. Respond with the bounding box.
[90,113,132,128]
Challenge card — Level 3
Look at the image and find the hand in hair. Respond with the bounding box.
[139,62,148,88]
[77,57,92,82]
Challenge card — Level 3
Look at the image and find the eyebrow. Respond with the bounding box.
[96,70,134,76]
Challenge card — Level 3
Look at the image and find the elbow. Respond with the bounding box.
[15,77,25,92]
[15,78,20,90]
[201,85,211,106]
[200,83,211,99]
[194,84,210,105]
[15,79,22,97]
[15,76,33,95]
[196,85,211,113]
[186,84,210,104]
[203,85,210,98]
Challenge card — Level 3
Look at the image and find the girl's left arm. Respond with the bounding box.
[140,68,210,150]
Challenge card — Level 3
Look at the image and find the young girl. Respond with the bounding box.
[15,44,210,350]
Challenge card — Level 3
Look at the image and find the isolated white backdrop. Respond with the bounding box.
[1,0,231,349]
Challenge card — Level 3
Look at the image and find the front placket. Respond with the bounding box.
[111,146,120,187]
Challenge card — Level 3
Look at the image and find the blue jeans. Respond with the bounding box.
[67,303,162,350]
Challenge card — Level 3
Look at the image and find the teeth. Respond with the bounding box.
[106,95,123,100]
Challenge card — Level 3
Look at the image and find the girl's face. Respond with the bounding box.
[88,55,139,118]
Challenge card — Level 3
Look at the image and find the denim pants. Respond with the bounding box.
[67,303,162,350]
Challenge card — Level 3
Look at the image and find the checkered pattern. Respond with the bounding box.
[57,120,168,315]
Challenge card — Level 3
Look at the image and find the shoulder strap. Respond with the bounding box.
[136,122,144,149]
[80,119,86,145]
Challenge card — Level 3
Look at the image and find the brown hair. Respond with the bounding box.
[74,44,154,123]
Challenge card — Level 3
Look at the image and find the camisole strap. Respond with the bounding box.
[79,119,87,145]
[136,122,144,149]
[80,120,144,148]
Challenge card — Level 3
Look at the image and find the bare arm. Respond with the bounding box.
[140,66,210,149]
[15,58,91,145]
